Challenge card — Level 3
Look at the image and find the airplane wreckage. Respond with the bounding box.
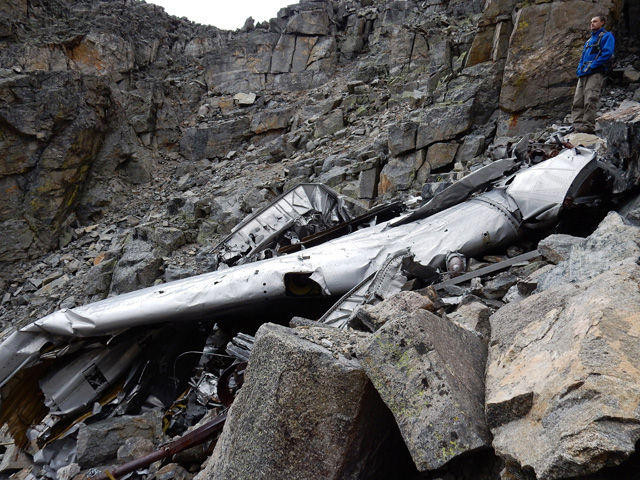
[0,143,622,477]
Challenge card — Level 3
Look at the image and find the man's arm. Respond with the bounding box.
[590,32,615,71]
[576,41,589,76]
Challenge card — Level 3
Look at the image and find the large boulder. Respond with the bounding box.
[356,294,491,473]
[486,263,640,479]
[109,226,185,294]
[378,150,425,197]
[201,323,413,480]
[388,122,417,158]
[536,212,640,291]
[416,99,475,150]
[180,117,252,160]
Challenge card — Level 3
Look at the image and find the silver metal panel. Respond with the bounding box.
[506,147,596,221]
[320,190,522,327]
[320,250,412,328]
[0,330,54,390]
[0,189,522,387]
[40,338,142,415]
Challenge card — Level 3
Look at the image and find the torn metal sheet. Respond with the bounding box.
[225,333,254,362]
[504,147,596,222]
[191,373,219,406]
[278,201,404,254]
[212,183,355,266]
[319,250,412,329]
[0,189,522,389]
[40,335,144,415]
[319,188,522,327]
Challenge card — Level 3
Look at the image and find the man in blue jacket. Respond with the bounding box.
[571,15,615,134]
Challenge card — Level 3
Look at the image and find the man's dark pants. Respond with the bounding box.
[571,72,604,132]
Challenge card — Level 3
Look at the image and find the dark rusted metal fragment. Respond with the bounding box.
[87,412,227,480]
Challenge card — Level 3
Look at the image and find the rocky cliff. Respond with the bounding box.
[1,0,640,479]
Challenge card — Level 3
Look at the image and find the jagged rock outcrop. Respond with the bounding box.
[0,0,638,264]
[536,211,640,291]
[599,100,640,193]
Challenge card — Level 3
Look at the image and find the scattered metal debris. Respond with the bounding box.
[432,250,542,291]
[212,183,358,267]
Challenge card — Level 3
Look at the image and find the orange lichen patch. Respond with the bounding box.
[69,41,105,73]
[378,174,392,195]
[3,184,19,196]
[93,251,106,266]
[509,113,521,128]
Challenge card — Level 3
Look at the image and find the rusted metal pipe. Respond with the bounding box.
[217,362,247,407]
[87,412,227,480]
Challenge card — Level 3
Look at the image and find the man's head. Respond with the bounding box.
[590,15,606,32]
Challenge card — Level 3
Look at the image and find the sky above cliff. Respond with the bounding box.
[149,0,293,30]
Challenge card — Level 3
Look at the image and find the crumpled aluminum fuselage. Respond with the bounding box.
[0,147,600,398]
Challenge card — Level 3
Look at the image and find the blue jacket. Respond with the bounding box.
[576,28,614,77]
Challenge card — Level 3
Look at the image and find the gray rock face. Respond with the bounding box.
[355,290,436,332]
[313,109,345,138]
[357,306,491,472]
[202,323,411,480]
[480,272,518,300]
[536,212,640,292]
[416,100,474,150]
[116,437,155,463]
[486,264,640,479]
[537,234,583,265]
[378,150,425,197]
[426,142,459,170]
[0,71,113,261]
[180,118,252,160]
[388,122,417,157]
[110,226,186,294]
[446,296,492,340]
[286,9,331,36]
[156,464,191,480]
